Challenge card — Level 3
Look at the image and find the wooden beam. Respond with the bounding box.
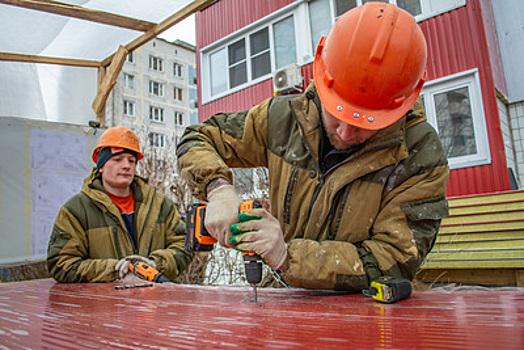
[102,0,217,67]
[0,52,100,68]
[0,0,156,32]
[92,45,128,119]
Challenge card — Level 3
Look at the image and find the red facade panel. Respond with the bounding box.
[196,0,510,196]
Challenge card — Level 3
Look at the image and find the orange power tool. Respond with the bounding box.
[129,261,171,283]
[185,199,263,301]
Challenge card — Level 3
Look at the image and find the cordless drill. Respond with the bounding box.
[129,260,171,283]
[185,199,263,301]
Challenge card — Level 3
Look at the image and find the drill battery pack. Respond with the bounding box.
[185,203,216,252]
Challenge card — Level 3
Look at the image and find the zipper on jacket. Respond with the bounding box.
[283,166,299,224]
[307,173,324,219]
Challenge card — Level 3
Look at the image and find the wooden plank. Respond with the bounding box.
[442,211,524,225]
[440,222,524,235]
[0,0,156,32]
[448,190,524,206]
[435,230,524,241]
[92,46,127,117]
[0,52,100,67]
[416,268,521,286]
[101,0,217,67]
[449,200,524,215]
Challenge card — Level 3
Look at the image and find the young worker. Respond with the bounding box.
[177,2,449,291]
[47,126,193,283]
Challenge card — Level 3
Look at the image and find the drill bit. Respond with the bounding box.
[251,284,258,303]
[114,282,153,290]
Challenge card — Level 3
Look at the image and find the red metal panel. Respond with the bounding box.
[420,0,510,196]
[1,279,523,349]
[196,0,511,196]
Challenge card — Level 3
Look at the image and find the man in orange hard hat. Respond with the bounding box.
[177,2,449,291]
[48,126,193,283]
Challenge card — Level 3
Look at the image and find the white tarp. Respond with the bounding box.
[0,0,193,124]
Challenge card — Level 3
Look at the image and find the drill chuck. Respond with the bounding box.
[243,253,263,285]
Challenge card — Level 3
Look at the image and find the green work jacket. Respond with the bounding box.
[177,82,449,291]
[47,168,193,282]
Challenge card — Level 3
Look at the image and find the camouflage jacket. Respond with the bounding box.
[47,168,193,282]
[177,82,449,291]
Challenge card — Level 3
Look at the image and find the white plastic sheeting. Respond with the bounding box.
[0,0,192,124]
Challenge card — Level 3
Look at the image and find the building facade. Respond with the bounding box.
[106,38,198,151]
[194,0,524,197]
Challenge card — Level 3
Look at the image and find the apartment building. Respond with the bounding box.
[106,38,198,151]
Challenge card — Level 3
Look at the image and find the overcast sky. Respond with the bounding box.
[157,14,196,45]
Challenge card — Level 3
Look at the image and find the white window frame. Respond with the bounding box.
[174,86,183,101]
[174,111,185,126]
[149,106,164,123]
[123,100,135,116]
[421,69,490,169]
[149,80,164,97]
[126,52,134,64]
[149,55,164,72]
[123,73,134,90]
[201,2,303,103]
[149,132,166,148]
[174,62,183,78]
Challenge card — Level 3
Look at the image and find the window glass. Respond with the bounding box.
[335,0,357,17]
[397,0,422,16]
[274,16,297,70]
[229,39,246,65]
[210,48,227,96]
[309,0,332,53]
[229,39,247,87]
[250,28,269,55]
[435,87,477,158]
[250,28,271,79]
[362,0,388,4]
[230,62,247,87]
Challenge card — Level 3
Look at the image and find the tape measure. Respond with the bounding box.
[363,277,413,303]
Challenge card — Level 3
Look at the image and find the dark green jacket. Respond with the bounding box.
[47,168,193,282]
[177,82,449,291]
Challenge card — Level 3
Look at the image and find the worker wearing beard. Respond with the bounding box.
[177,3,449,291]
[47,126,193,283]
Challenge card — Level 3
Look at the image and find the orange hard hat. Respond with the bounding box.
[313,2,427,130]
[92,126,143,163]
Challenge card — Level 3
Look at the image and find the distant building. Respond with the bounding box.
[106,38,198,151]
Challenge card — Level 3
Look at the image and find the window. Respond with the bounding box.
[123,100,135,116]
[174,62,183,78]
[273,16,297,70]
[174,111,184,126]
[205,14,298,99]
[174,87,183,101]
[149,80,164,96]
[126,52,134,63]
[149,132,165,148]
[149,55,164,72]
[149,106,164,123]
[421,69,490,169]
[123,73,134,89]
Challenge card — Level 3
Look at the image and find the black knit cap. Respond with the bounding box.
[96,147,138,170]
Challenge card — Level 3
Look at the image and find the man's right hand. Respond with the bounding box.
[205,182,241,248]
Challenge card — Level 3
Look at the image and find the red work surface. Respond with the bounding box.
[0,279,523,349]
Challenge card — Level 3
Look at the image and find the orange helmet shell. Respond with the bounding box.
[92,126,143,163]
[313,2,427,130]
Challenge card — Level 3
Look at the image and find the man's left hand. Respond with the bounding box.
[230,209,287,270]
